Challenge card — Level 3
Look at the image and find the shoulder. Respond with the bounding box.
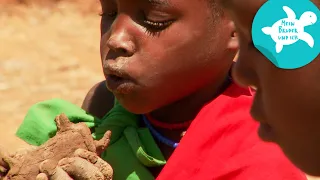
[216,141,307,180]
[195,84,306,179]
[82,81,115,118]
[192,83,254,129]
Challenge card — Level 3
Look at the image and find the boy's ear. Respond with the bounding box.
[227,21,239,50]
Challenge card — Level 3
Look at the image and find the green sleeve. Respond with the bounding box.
[16,98,101,146]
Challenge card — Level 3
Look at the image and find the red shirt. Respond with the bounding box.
[157,83,306,180]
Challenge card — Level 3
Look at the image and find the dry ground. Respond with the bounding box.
[0,1,102,151]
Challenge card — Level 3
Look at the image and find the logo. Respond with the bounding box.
[252,0,320,69]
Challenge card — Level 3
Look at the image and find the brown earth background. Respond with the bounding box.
[0,1,318,179]
[0,0,102,151]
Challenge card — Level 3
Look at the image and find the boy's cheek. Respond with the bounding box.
[99,33,111,59]
[100,23,109,37]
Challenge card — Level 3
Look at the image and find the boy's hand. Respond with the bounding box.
[1,147,113,180]
[36,148,113,180]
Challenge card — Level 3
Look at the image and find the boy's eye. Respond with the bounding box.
[99,11,117,18]
[143,19,173,31]
[142,11,174,35]
[99,0,117,19]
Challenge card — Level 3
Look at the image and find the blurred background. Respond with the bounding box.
[0,0,103,151]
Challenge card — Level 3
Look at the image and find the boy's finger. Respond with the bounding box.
[58,157,105,180]
[74,149,113,180]
[39,159,73,180]
[39,159,57,176]
[36,173,49,180]
[49,167,73,180]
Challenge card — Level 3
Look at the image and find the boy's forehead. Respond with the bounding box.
[220,0,265,11]
[148,0,169,5]
[103,0,209,8]
[147,0,175,7]
[105,0,171,6]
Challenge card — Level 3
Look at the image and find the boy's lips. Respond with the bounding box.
[103,65,136,94]
[105,75,136,94]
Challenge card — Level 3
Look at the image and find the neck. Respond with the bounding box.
[150,69,231,124]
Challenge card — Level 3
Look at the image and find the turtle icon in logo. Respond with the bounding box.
[261,6,317,53]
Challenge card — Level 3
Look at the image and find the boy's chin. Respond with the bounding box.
[294,159,320,177]
[115,96,153,115]
[281,142,320,177]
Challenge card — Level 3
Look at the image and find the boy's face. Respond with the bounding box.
[99,0,236,114]
[222,0,320,176]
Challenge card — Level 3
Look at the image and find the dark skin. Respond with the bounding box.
[221,0,320,176]
[81,80,115,119]
[82,79,232,176]
[83,0,238,176]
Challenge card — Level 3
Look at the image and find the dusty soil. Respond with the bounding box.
[0,1,103,151]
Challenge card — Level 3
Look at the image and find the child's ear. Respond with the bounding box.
[227,21,239,50]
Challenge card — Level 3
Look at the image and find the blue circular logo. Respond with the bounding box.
[252,0,320,69]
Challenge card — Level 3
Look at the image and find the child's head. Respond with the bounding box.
[222,0,320,176]
[99,0,238,114]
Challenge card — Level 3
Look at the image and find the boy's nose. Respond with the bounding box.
[107,34,135,57]
[106,15,136,57]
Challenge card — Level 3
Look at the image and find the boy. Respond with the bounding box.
[0,0,307,179]
[220,0,320,177]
